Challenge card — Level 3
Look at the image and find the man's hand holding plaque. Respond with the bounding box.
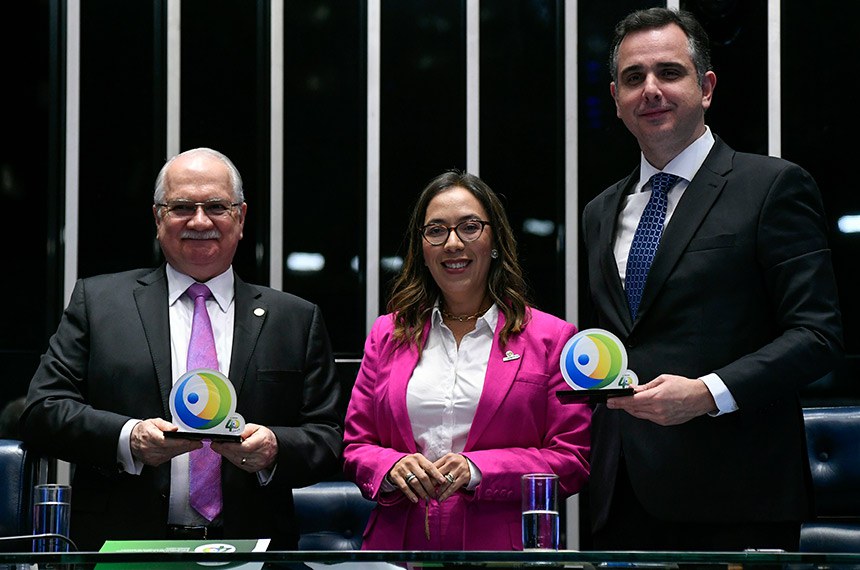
[164,369,246,442]
[556,328,638,404]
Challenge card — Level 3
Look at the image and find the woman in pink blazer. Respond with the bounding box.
[343,171,591,550]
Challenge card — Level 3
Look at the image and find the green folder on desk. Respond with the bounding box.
[95,537,270,570]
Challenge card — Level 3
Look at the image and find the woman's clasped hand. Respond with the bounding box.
[389,452,469,502]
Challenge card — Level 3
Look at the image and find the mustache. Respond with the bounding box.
[180,229,221,240]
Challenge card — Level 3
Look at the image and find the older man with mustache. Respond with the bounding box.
[22,148,343,550]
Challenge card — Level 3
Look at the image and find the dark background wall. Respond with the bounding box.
[3,0,858,412]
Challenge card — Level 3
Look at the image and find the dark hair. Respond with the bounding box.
[609,7,712,87]
[387,170,530,349]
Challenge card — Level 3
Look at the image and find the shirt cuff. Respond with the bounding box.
[465,456,482,490]
[700,373,739,416]
[118,419,144,475]
[256,463,276,486]
[380,472,397,493]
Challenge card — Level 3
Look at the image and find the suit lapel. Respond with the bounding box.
[599,171,638,333]
[134,266,173,418]
[636,139,732,322]
[464,313,525,450]
[229,273,266,397]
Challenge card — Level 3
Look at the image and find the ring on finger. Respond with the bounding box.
[444,473,455,484]
[404,472,417,484]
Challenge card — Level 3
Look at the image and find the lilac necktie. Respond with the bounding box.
[185,283,223,521]
[625,172,680,320]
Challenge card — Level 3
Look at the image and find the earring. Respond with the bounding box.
[491,249,499,259]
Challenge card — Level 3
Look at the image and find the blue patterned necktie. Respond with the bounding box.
[185,283,223,521]
[625,172,680,320]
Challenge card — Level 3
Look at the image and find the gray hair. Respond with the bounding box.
[153,147,244,206]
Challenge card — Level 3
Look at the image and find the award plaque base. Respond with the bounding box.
[163,431,242,443]
[556,388,634,404]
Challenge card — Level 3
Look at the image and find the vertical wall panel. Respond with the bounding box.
[683,0,768,155]
[282,0,366,354]
[366,0,381,334]
[784,0,860,370]
[480,0,564,317]
[0,0,55,404]
[77,0,164,279]
[181,0,268,285]
[378,0,467,312]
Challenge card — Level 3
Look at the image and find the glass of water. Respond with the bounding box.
[32,483,72,552]
[521,473,559,551]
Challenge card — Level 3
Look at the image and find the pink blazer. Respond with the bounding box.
[343,308,591,550]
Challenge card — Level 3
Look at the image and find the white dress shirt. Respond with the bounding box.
[612,127,738,416]
[383,303,499,491]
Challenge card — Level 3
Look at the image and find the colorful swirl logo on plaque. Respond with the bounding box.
[169,369,245,435]
[560,329,638,390]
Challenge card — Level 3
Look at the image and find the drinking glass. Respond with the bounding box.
[521,473,559,551]
[32,484,72,552]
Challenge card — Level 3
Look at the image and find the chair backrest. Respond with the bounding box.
[803,406,860,517]
[292,481,375,550]
[0,439,34,537]
[800,406,860,552]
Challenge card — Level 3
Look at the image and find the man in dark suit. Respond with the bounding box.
[22,148,343,551]
[582,8,842,551]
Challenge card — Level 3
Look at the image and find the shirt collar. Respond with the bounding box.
[636,126,716,193]
[166,264,235,312]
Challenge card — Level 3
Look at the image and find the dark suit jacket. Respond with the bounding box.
[22,266,344,551]
[582,137,843,531]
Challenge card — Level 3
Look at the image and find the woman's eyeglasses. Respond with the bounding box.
[420,219,490,246]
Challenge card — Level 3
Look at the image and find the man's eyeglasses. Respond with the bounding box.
[420,219,490,246]
[155,200,242,219]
